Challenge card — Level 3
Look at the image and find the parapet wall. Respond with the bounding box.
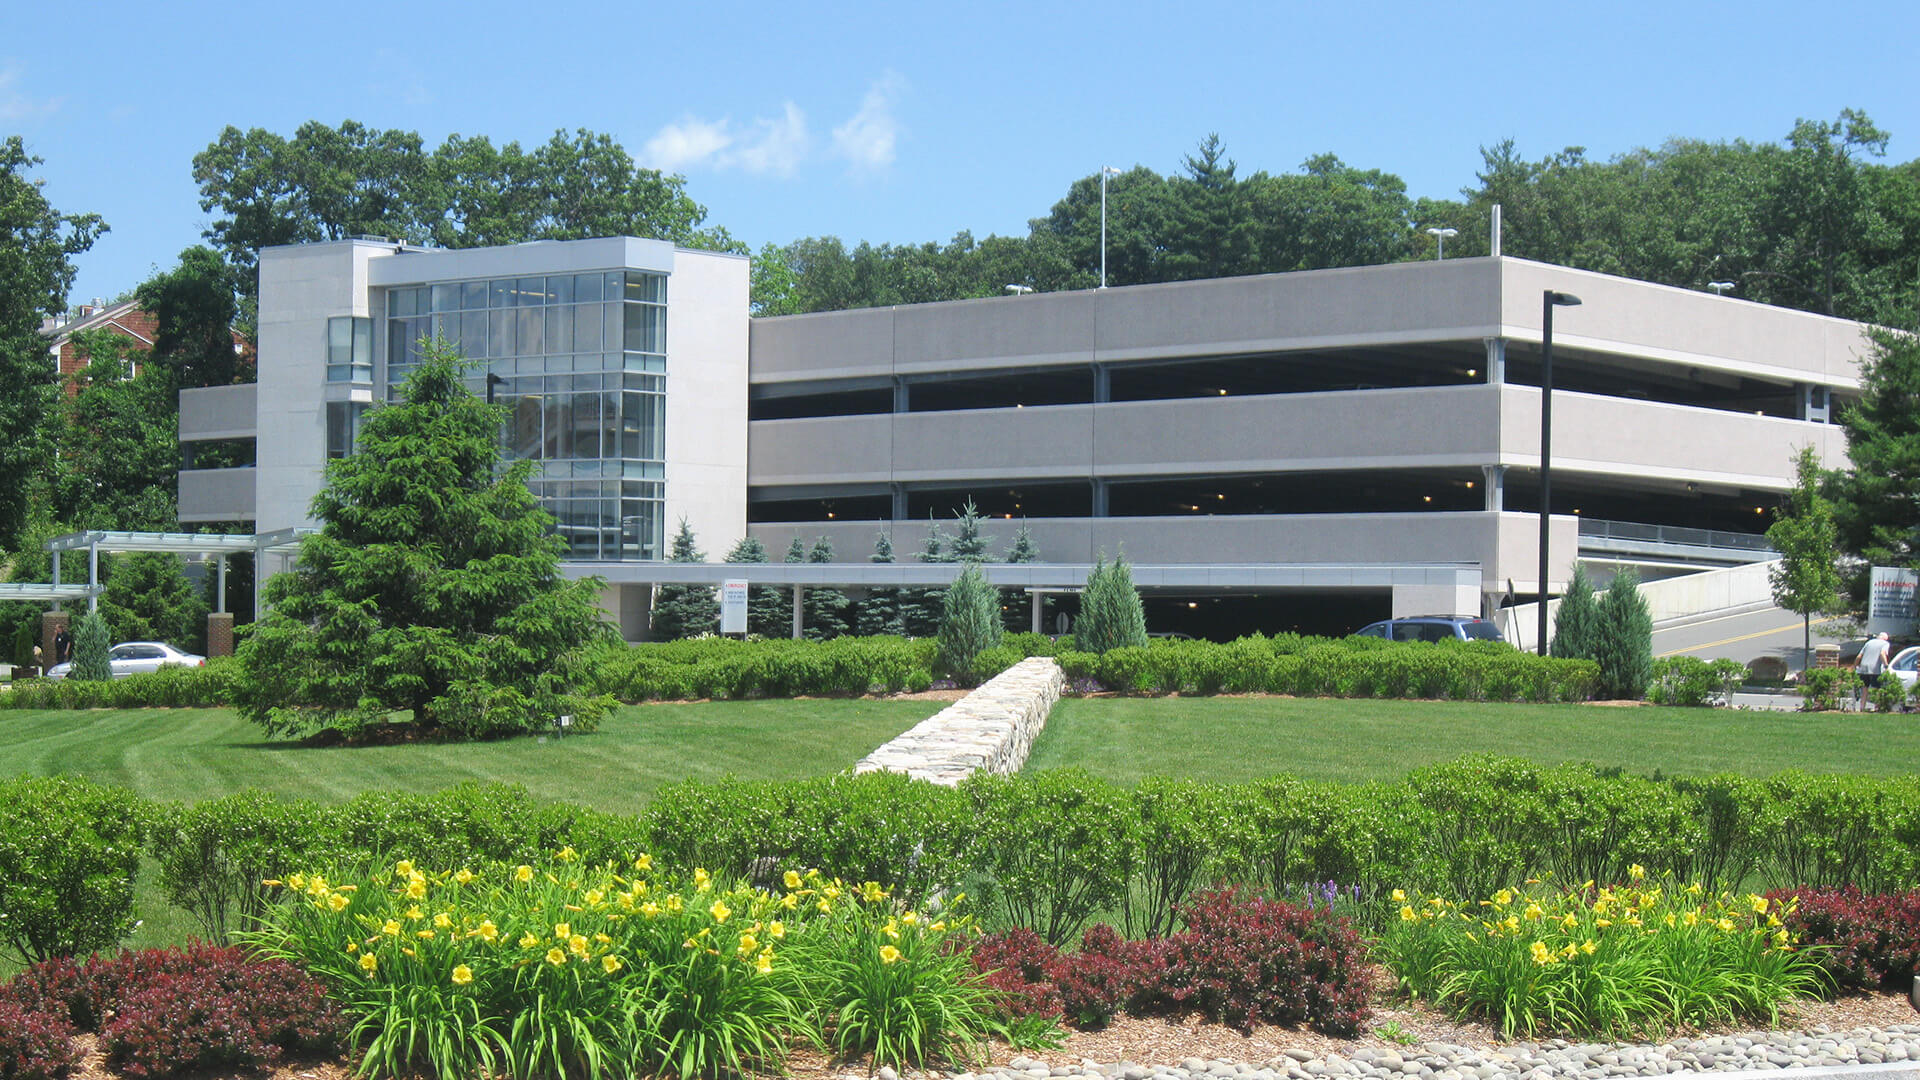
[853,657,1065,785]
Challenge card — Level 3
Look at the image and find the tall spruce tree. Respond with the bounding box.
[650,519,716,640]
[936,562,1002,685]
[1593,569,1655,700]
[1550,563,1601,660]
[803,536,849,640]
[900,518,948,637]
[855,531,903,637]
[725,536,786,638]
[232,339,611,739]
[950,498,990,561]
[1766,446,1842,665]
[1078,553,1148,653]
[68,610,112,681]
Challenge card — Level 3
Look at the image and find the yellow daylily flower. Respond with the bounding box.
[382,919,402,937]
[603,954,624,974]
[359,952,378,973]
[754,948,774,974]
[519,932,540,948]
[452,964,473,984]
[433,912,452,929]
[395,860,414,877]
[327,893,349,912]
[547,948,568,965]
[785,870,804,890]
[710,899,732,923]
[454,868,474,885]
[880,944,902,964]
[633,853,653,872]
[477,920,499,942]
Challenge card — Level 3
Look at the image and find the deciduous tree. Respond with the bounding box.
[1767,446,1843,663]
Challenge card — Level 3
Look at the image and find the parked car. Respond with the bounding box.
[1353,615,1506,644]
[1886,645,1920,690]
[46,641,206,680]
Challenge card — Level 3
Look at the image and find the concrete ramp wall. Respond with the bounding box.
[1501,560,1780,651]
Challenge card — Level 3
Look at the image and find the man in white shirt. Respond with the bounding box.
[1858,631,1893,689]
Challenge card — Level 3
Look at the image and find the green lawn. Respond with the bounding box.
[0,699,935,813]
[1026,696,1920,783]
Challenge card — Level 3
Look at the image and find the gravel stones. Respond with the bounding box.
[927,1024,1920,1080]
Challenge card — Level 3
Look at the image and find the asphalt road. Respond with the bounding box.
[1652,604,1856,671]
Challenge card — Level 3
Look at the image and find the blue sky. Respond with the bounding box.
[8,0,1919,305]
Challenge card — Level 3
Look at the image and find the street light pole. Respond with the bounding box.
[1426,226,1458,260]
[1538,290,1582,656]
[1099,166,1122,289]
[1707,281,1735,297]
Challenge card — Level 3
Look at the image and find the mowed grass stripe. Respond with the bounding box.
[0,700,935,812]
[1026,695,1920,783]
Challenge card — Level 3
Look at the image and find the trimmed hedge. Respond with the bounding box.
[12,759,1920,961]
[0,633,1597,709]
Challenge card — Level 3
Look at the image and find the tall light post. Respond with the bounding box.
[1426,226,1458,260]
[1537,290,1582,655]
[1099,165,1122,288]
[1707,280,1735,297]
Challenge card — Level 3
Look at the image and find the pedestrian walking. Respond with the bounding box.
[1859,631,1893,689]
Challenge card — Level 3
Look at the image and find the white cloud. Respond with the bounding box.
[832,72,906,171]
[722,102,809,177]
[0,66,62,122]
[642,116,735,174]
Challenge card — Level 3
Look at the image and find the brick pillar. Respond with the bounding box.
[40,611,70,671]
[205,612,235,658]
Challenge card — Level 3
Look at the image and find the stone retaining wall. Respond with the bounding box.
[853,657,1065,785]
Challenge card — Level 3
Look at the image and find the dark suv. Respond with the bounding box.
[1354,615,1505,644]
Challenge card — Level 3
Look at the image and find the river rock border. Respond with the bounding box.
[854,657,1065,785]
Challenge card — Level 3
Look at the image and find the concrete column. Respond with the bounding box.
[890,483,908,520]
[791,585,804,639]
[892,378,909,413]
[1091,479,1109,517]
[206,612,235,658]
[87,542,99,613]
[1798,384,1830,423]
[1481,464,1507,512]
[214,556,227,614]
[1483,337,1506,385]
[1031,592,1043,634]
[1092,363,1111,404]
[40,610,69,671]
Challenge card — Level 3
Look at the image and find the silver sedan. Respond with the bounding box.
[46,641,206,680]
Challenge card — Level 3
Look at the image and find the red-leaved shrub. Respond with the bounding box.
[1771,886,1920,992]
[1155,885,1369,1035]
[101,951,342,1080]
[0,955,93,1028]
[972,927,1065,1022]
[0,996,78,1080]
[1054,923,1165,1028]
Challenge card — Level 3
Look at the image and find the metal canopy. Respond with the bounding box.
[47,530,262,555]
[0,584,99,603]
[567,561,1481,591]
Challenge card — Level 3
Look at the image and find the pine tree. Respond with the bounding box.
[783,536,807,564]
[1594,569,1654,700]
[725,536,786,638]
[937,562,1002,685]
[650,519,717,640]
[901,518,948,637]
[1003,522,1040,632]
[232,338,611,739]
[803,536,849,640]
[1550,563,1600,660]
[950,498,990,562]
[99,551,209,653]
[69,610,111,681]
[1078,553,1148,654]
[856,531,903,637]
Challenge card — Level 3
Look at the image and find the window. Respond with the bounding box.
[327,316,372,383]
[326,401,368,459]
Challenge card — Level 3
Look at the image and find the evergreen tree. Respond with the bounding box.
[1593,569,1655,700]
[1550,563,1601,660]
[725,536,786,638]
[950,498,990,562]
[936,562,1002,685]
[99,552,209,653]
[650,519,716,640]
[1078,553,1148,654]
[900,518,948,637]
[1003,522,1041,632]
[803,536,849,640]
[1766,446,1843,665]
[69,610,111,681]
[784,536,807,564]
[1829,322,1920,607]
[855,531,903,637]
[232,338,611,739]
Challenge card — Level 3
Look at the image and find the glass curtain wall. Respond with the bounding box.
[383,270,667,560]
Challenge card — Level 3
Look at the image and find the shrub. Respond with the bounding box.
[961,770,1137,946]
[1800,667,1863,711]
[0,997,77,1080]
[99,947,343,1079]
[1155,885,1369,1035]
[1593,569,1653,700]
[1052,923,1165,1028]
[1077,555,1146,655]
[147,790,336,942]
[970,928,1064,1022]
[1377,874,1825,1038]
[936,563,1003,686]
[1770,886,1920,992]
[1,955,93,1026]
[0,774,145,963]
[1647,656,1747,706]
[1869,676,1909,713]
